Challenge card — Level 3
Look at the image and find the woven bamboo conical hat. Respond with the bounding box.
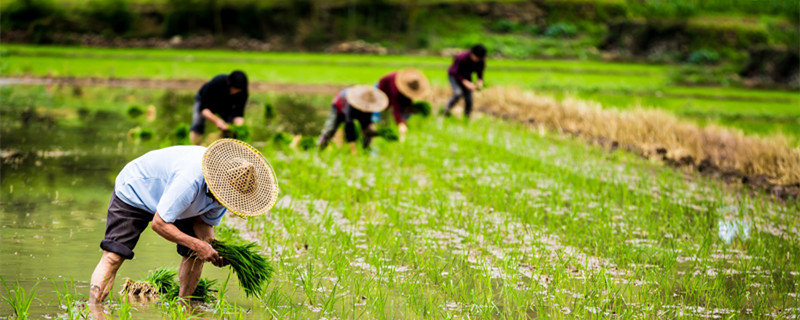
[346,85,389,113]
[395,68,430,100]
[202,139,279,217]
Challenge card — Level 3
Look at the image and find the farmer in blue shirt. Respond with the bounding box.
[88,140,278,315]
[190,71,249,145]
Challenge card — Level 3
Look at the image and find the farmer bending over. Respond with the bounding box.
[443,44,487,119]
[318,85,389,154]
[190,71,249,145]
[88,139,278,317]
[377,69,430,142]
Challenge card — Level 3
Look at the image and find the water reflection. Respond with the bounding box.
[0,86,246,317]
[717,206,750,244]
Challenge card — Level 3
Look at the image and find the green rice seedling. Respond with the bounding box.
[376,126,399,141]
[412,101,432,117]
[264,102,276,120]
[143,267,179,296]
[211,240,274,298]
[0,277,38,320]
[299,136,316,151]
[126,105,143,119]
[190,278,218,303]
[117,293,133,320]
[294,261,317,305]
[170,123,191,145]
[159,297,197,320]
[128,126,154,141]
[53,278,86,320]
[272,131,292,146]
[223,124,251,142]
[214,271,232,312]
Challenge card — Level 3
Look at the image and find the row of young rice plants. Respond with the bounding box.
[1,85,797,318]
[223,114,799,318]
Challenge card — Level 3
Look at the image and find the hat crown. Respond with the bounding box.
[346,85,389,113]
[361,91,376,103]
[226,157,256,194]
[407,80,420,90]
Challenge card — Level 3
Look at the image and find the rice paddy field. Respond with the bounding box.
[0,45,799,319]
[2,45,798,143]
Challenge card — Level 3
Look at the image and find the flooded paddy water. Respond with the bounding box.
[0,85,274,318]
[1,84,799,318]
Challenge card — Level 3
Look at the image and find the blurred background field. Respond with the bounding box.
[3,44,798,143]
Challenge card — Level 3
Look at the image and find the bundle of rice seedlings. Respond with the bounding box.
[211,240,273,298]
[191,278,218,303]
[222,125,251,142]
[376,126,399,141]
[264,102,276,120]
[119,279,158,298]
[126,105,144,119]
[130,268,217,302]
[272,131,293,146]
[299,136,316,151]
[128,126,154,141]
[143,268,178,296]
[171,123,190,145]
[412,101,432,117]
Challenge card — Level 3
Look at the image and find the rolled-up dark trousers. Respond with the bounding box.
[445,74,474,117]
[100,191,199,260]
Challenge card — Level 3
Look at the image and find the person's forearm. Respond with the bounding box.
[152,213,204,250]
[201,109,223,124]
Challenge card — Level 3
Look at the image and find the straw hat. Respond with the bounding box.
[395,68,430,100]
[202,139,279,217]
[346,85,389,113]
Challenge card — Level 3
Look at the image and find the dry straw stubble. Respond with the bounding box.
[431,86,800,187]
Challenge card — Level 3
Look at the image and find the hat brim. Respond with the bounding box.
[395,69,430,100]
[346,85,389,113]
[202,139,279,217]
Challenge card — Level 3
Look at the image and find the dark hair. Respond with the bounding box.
[228,70,248,90]
[470,44,487,58]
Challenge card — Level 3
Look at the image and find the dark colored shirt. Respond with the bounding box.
[377,72,412,124]
[196,74,248,121]
[448,50,485,83]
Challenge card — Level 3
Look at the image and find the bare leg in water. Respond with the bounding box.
[178,256,204,304]
[88,251,125,319]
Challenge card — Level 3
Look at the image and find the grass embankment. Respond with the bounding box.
[2,45,798,142]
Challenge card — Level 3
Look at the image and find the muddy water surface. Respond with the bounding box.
[0,85,258,318]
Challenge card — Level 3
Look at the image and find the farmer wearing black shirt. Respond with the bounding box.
[190,71,249,145]
[443,44,486,119]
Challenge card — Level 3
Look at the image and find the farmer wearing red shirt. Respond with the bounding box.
[377,69,430,142]
[317,85,389,154]
[443,44,487,119]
